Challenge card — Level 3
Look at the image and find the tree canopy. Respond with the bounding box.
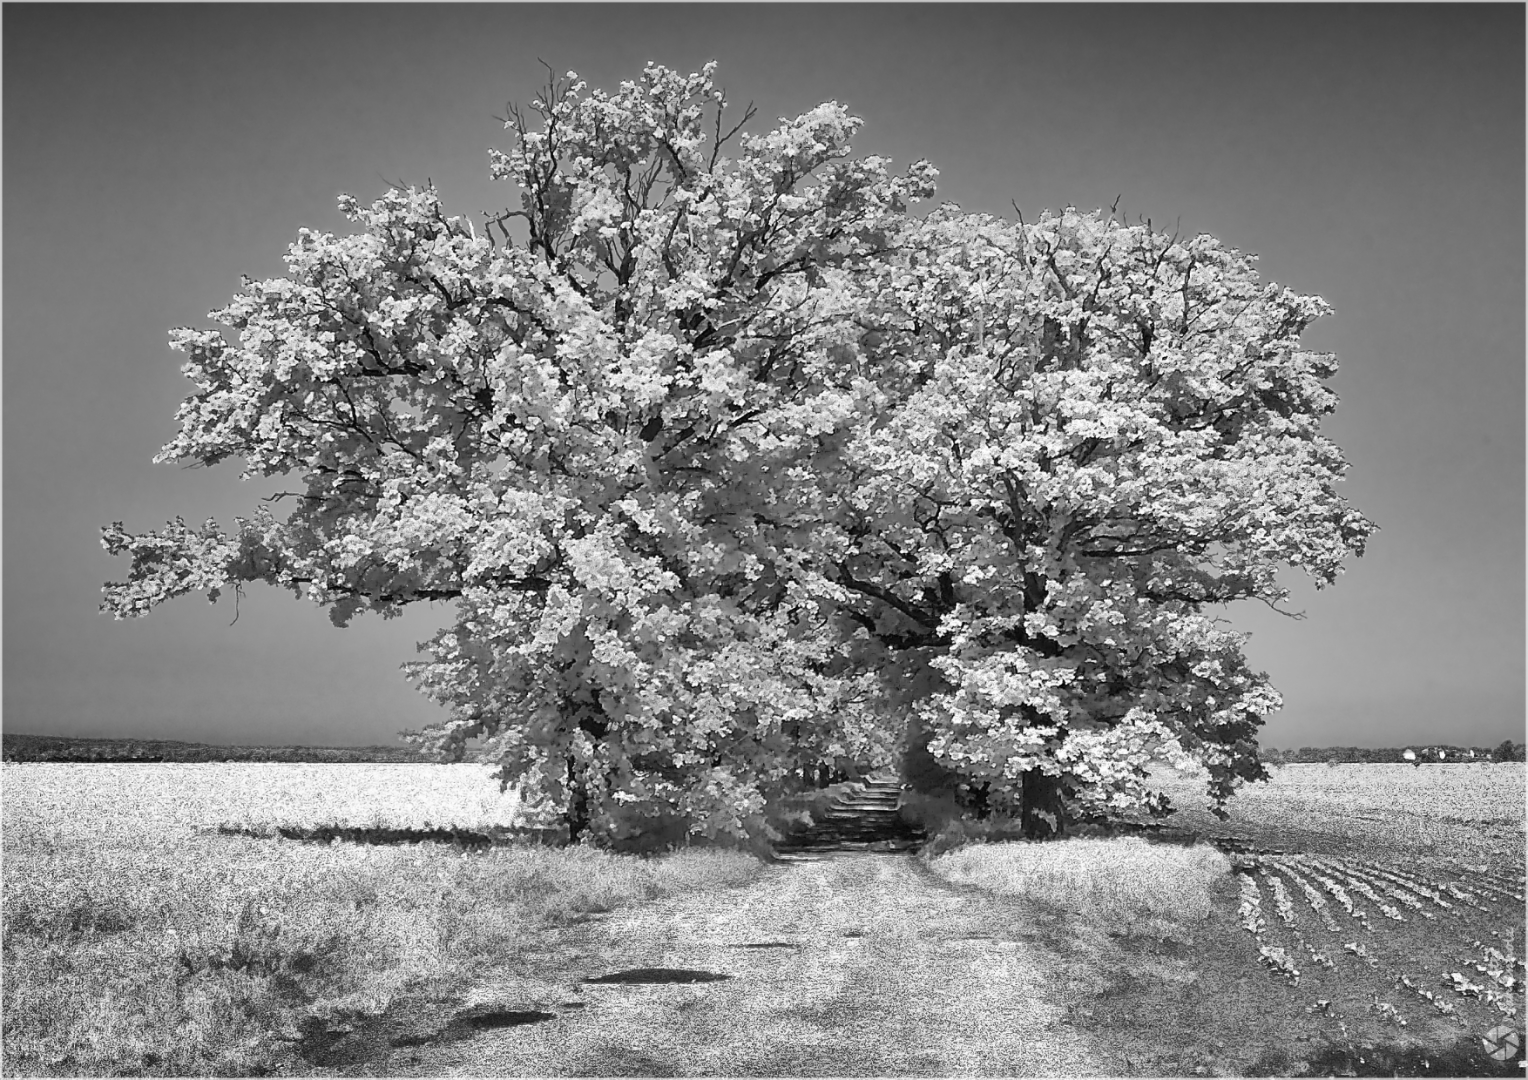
[102,63,1373,845]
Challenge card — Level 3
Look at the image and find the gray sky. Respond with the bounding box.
[5,4,1523,750]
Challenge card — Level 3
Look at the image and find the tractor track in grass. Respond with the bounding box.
[374,852,1097,1077]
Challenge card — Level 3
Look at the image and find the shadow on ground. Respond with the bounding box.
[1247,1035,1526,1077]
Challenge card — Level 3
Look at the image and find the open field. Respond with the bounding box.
[3,762,527,836]
[3,761,1523,1076]
[1144,763,1526,860]
[1,763,760,1076]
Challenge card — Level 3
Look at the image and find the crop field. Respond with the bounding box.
[1212,767,1527,1043]
[1233,850,1522,1024]
[1155,761,1526,1030]
[1093,763,1526,1074]
[3,761,528,838]
[1147,763,1526,861]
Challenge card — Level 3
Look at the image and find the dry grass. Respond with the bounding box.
[930,836,1231,934]
[1,764,762,1076]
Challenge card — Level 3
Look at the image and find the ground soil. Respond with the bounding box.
[371,852,1100,1077]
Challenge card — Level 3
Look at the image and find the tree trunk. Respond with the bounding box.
[565,754,590,844]
[1020,768,1066,840]
[563,707,608,844]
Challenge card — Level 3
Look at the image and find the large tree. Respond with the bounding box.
[811,205,1374,835]
[102,63,1372,844]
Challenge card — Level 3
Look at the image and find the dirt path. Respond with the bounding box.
[382,852,1098,1077]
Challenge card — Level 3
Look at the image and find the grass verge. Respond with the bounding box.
[933,834,1228,930]
[2,820,762,1077]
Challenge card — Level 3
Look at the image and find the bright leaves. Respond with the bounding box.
[101,63,1372,846]
[844,205,1372,829]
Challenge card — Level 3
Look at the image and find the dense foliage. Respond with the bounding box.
[102,63,1372,844]
[1262,744,1526,765]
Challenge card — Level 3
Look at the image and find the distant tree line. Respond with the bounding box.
[1,733,435,764]
[9,732,1521,767]
[1259,742,1525,765]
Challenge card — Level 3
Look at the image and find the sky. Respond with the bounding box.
[4,4,1523,751]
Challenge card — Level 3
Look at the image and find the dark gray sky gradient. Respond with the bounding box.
[5,5,1523,749]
